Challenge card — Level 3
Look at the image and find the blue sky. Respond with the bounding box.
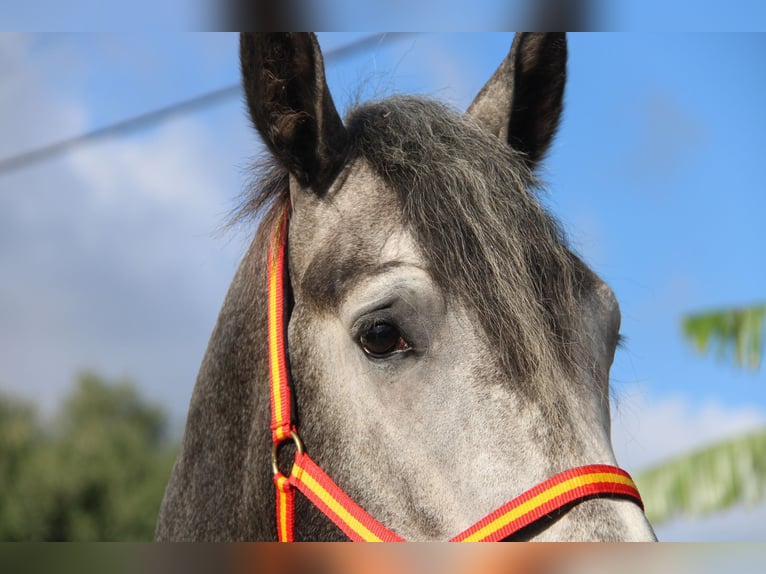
[4,1,766,31]
[0,33,764,540]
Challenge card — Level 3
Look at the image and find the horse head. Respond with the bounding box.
[156,33,656,541]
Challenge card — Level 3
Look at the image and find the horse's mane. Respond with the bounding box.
[234,95,594,394]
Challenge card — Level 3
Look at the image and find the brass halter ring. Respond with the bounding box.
[271,430,305,477]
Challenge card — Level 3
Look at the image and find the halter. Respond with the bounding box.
[267,204,644,542]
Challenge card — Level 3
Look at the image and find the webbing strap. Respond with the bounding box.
[267,204,401,542]
[449,464,643,542]
[268,204,292,444]
[290,452,404,542]
[274,474,295,542]
[267,205,645,542]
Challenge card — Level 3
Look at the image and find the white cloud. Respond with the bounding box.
[612,388,766,472]
[69,119,223,211]
[0,34,87,159]
[0,116,248,413]
[0,34,251,420]
[610,389,766,541]
[655,502,766,542]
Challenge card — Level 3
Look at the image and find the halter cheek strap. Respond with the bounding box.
[267,205,644,542]
[267,204,402,542]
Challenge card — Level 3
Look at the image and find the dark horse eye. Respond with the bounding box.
[360,323,410,358]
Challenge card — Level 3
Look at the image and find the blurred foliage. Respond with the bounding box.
[640,302,766,527]
[683,303,765,370]
[635,428,766,524]
[0,373,178,541]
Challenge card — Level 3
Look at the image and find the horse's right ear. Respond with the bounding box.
[466,33,567,170]
[240,33,349,193]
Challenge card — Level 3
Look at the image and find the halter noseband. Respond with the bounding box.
[267,205,644,542]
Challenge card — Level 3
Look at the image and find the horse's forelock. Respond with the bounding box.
[346,96,593,390]
[236,95,594,392]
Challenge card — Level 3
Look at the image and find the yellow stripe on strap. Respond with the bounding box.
[461,472,636,542]
[268,208,290,441]
[275,475,290,541]
[268,267,284,432]
[292,462,385,542]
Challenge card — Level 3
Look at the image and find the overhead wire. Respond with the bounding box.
[0,33,417,176]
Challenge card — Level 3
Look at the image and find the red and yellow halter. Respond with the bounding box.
[267,205,644,542]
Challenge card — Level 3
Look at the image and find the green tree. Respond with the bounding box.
[0,373,178,540]
[634,303,766,526]
[0,394,43,539]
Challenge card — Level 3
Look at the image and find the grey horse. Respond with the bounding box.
[155,32,656,541]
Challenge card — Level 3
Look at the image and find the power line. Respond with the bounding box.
[0,85,240,175]
[0,33,417,176]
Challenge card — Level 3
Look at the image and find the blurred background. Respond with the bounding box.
[0,32,764,541]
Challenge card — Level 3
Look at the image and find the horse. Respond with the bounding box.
[155,33,656,541]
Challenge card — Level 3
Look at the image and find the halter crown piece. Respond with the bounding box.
[267,205,645,542]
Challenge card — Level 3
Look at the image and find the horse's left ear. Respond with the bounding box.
[240,33,349,193]
[466,33,567,170]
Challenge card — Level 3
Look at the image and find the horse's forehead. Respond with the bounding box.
[288,160,422,298]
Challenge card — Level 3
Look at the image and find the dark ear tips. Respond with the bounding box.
[466,32,567,170]
[240,33,348,193]
[507,33,567,167]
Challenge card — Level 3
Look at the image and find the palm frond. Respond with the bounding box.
[682,304,766,370]
[634,427,766,524]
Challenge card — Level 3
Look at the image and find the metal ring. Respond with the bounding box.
[271,430,305,476]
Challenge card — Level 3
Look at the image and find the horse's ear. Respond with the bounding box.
[466,33,567,170]
[240,33,349,192]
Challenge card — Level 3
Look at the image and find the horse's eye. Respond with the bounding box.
[360,323,410,358]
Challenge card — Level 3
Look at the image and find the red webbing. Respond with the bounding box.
[274,473,295,542]
[449,464,643,542]
[268,205,292,443]
[290,452,404,542]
